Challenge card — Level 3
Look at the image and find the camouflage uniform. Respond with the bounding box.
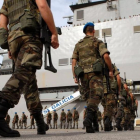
[97,110,103,130]
[73,109,79,129]
[19,119,22,129]
[66,110,72,129]
[60,110,66,129]
[47,112,52,129]
[53,111,58,129]
[121,93,131,130]
[102,64,121,131]
[30,115,35,129]
[82,108,87,129]
[21,113,27,129]
[12,114,19,129]
[0,0,43,115]
[5,113,10,126]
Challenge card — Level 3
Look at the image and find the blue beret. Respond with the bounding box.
[84,106,87,108]
[22,112,24,113]
[73,107,76,110]
[117,69,119,71]
[54,110,56,111]
[15,112,17,114]
[67,109,70,111]
[83,22,94,33]
[62,109,64,111]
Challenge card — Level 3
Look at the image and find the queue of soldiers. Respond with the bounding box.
[71,22,138,133]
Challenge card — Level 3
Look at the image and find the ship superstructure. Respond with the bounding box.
[0,0,140,127]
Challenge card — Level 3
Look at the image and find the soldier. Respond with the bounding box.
[66,109,72,129]
[53,110,58,129]
[60,109,66,129]
[72,22,113,133]
[47,110,52,129]
[73,107,79,129]
[30,115,35,129]
[82,106,87,129]
[129,93,138,130]
[12,112,19,129]
[19,118,22,129]
[102,64,122,131]
[21,112,27,129]
[121,83,131,130]
[0,0,59,137]
[97,109,103,131]
[5,113,10,126]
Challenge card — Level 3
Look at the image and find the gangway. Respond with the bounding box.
[42,91,81,116]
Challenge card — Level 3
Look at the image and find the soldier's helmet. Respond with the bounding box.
[73,107,76,110]
[67,109,70,111]
[83,22,94,33]
[15,112,17,114]
[62,109,64,111]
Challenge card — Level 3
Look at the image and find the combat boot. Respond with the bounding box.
[83,109,95,133]
[33,112,49,135]
[104,116,111,131]
[116,119,122,131]
[0,99,20,137]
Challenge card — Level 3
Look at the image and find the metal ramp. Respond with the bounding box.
[42,91,81,116]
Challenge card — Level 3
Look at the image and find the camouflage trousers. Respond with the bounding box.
[102,93,117,120]
[67,119,72,129]
[12,122,19,129]
[80,73,103,112]
[98,119,103,130]
[21,120,27,129]
[73,119,78,129]
[47,119,52,129]
[60,120,66,129]
[130,110,136,130]
[30,121,35,129]
[121,107,131,129]
[53,119,57,129]
[0,31,43,114]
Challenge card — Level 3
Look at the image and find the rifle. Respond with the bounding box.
[103,33,111,93]
[40,0,62,73]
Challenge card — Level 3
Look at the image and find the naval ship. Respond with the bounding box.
[0,0,140,128]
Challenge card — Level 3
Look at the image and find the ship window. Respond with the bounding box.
[95,30,99,38]
[70,58,72,65]
[134,25,140,33]
[59,58,69,66]
[77,10,84,21]
[102,28,112,37]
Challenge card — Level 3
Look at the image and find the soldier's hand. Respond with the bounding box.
[8,51,12,59]
[74,78,78,84]
[109,71,113,79]
[51,34,59,49]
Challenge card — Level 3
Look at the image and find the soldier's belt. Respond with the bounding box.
[10,23,21,31]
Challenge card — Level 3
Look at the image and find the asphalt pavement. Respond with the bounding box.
[0,128,140,140]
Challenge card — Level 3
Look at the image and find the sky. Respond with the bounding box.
[0,0,76,27]
[0,0,77,63]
